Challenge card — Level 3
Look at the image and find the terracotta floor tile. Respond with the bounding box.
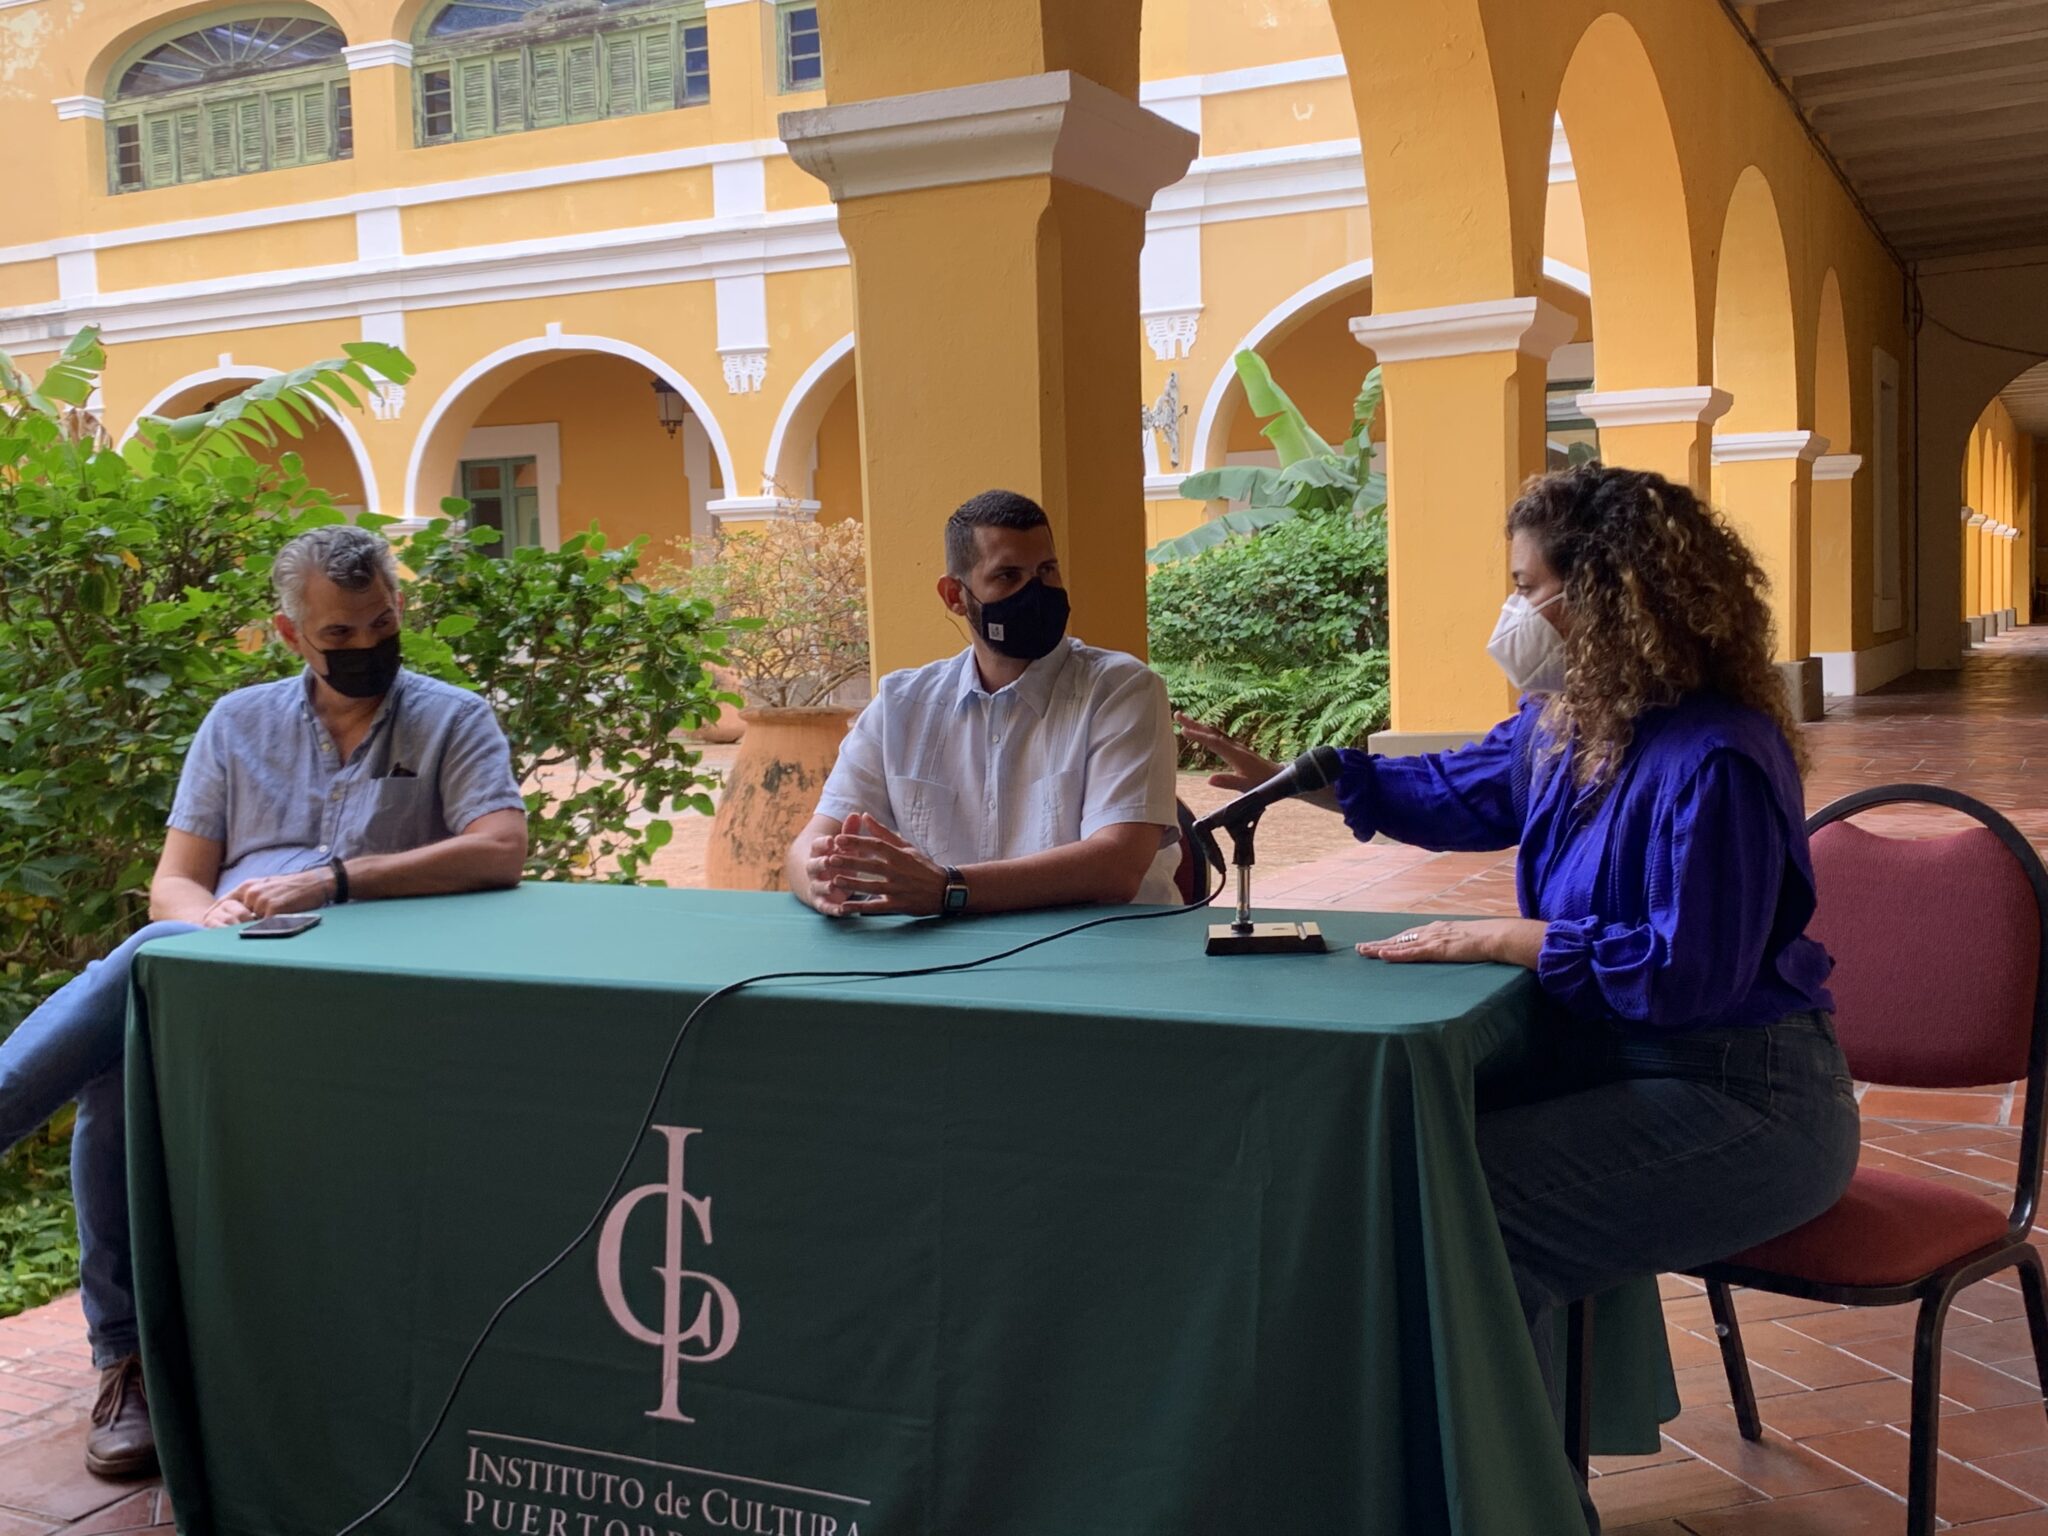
[1605,1523,1692,1536]
[1677,1482,1910,1535]
[1941,1512,2048,1535]
[1800,1424,2041,1523]
[1952,1318,2045,1367]
[1734,1289,1864,1323]
[1835,1335,2045,1410]
[1860,1089,2011,1124]
[1663,1408,1865,1499]
[1744,1375,1955,1439]
[1976,1448,2048,1503]
[1781,1305,1922,1347]
[1744,1320,1899,1392]
[1588,1458,1762,1526]
[0,1425,137,1523]
[1592,1440,1694,1476]
[1676,1359,1805,1410]
[1965,1280,2034,1323]
[61,1491,164,1536]
[1947,1403,2048,1462]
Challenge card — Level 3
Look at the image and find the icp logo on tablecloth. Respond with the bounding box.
[596,1126,740,1423]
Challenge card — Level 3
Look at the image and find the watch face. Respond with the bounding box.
[944,881,969,913]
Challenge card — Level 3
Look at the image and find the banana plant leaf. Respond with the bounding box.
[1176,464,1285,505]
[1234,349,1336,466]
[1146,505,1296,564]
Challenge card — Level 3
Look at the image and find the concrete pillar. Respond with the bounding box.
[1712,431,1828,720]
[1575,387,1730,494]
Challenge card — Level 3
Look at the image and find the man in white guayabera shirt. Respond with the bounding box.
[786,489,1180,917]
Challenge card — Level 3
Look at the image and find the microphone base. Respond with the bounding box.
[1205,921,1328,957]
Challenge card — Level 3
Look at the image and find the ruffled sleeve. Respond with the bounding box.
[1535,748,1789,1028]
[1330,706,1533,853]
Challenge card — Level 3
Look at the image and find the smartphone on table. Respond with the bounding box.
[240,913,323,940]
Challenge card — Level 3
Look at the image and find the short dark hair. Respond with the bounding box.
[945,489,1050,578]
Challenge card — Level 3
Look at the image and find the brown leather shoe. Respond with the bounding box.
[85,1354,157,1479]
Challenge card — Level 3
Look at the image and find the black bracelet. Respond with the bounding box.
[328,855,350,905]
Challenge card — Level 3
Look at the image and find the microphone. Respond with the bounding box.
[1191,746,1344,837]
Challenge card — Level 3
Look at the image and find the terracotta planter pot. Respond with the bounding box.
[692,665,749,745]
[704,706,856,891]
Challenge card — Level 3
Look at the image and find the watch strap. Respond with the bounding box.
[328,855,350,905]
[942,867,968,915]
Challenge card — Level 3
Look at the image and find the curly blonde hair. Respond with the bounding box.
[1506,462,1804,785]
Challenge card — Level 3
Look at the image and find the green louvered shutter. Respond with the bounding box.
[492,52,525,132]
[604,32,640,116]
[237,96,266,170]
[457,56,493,138]
[144,114,177,188]
[205,101,238,177]
[643,24,677,110]
[174,108,204,182]
[269,90,303,166]
[301,85,333,161]
[565,38,601,120]
[528,43,564,126]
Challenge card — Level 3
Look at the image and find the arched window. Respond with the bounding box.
[412,0,708,146]
[106,12,351,193]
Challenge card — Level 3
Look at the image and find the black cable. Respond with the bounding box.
[1920,311,2048,363]
[335,858,1231,1536]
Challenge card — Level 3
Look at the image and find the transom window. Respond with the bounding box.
[107,13,351,193]
[778,2,819,92]
[413,0,708,146]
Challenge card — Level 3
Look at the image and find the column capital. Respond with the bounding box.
[343,40,414,70]
[1812,452,1863,482]
[1960,505,1978,523]
[779,71,1197,210]
[1348,297,1576,363]
[1710,430,1829,466]
[52,95,104,121]
[1967,510,1989,527]
[1574,386,1731,430]
[707,496,821,523]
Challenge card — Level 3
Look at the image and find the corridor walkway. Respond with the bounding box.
[2,634,2046,1534]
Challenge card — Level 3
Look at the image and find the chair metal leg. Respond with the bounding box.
[1707,1281,1762,1441]
[1906,1288,1957,1536]
[2014,1246,2048,1417]
[1564,1298,1594,1481]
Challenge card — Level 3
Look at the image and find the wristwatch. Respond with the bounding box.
[328,855,351,905]
[941,867,969,917]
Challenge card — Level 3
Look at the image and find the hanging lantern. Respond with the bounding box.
[651,378,688,438]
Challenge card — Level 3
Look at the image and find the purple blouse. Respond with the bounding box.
[1333,692,1834,1031]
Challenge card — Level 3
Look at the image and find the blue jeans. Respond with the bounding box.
[0,922,197,1367]
[1478,1010,1862,1534]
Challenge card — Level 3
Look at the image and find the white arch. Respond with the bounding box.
[763,332,855,498]
[1189,257,1595,471]
[121,364,383,516]
[403,331,738,518]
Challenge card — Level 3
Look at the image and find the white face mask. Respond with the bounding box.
[1486,591,1567,695]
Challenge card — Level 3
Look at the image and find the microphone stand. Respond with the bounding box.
[1204,813,1328,957]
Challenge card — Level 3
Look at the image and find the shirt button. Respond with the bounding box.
[316,845,329,855]
[331,788,343,801]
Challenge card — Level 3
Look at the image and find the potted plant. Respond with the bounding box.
[669,512,869,891]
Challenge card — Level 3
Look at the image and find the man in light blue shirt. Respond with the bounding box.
[786,490,1180,916]
[0,525,526,1479]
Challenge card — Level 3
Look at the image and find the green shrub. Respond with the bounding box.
[1148,509,1390,760]
[398,515,735,883]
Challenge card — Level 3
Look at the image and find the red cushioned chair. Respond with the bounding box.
[1682,785,2048,1536]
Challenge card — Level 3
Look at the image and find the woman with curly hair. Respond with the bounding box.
[1182,461,1858,1529]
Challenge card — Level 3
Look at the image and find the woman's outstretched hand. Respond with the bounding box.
[1356,918,1548,970]
[1174,712,1283,793]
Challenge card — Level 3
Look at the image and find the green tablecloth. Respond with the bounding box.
[129,885,1676,1536]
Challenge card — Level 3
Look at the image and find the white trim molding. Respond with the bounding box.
[1710,431,1829,466]
[1968,510,1989,527]
[1350,297,1577,364]
[780,71,1198,210]
[342,41,414,70]
[1574,386,1732,430]
[707,495,821,522]
[1812,452,1862,482]
[763,332,855,497]
[1144,473,1190,499]
[121,364,383,516]
[53,96,105,122]
[404,332,737,520]
[1819,635,1916,698]
[1143,307,1202,361]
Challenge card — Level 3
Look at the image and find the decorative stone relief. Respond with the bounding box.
[368,382,406,422]
[1145,310,1200,362]
[722,351,768,394]
[1141,371,1189,471]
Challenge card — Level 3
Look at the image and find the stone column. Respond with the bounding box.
[1809,451,1863,658]
[1712,431,1828,721]
[1965,510,1987,645]
[783,74,1195,672]
[1575,386,1732,493]
[1348,297,1576,751]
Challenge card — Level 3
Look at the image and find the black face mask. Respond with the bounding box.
[317,632,402,700]
[968,578,1070,662]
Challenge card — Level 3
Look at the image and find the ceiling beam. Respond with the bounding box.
[1789,39,2048,107]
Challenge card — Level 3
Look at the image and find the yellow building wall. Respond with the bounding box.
[1199,78,1357,157]
[813,378,863,526]
[0,259,60,310]
[401,169,716,255]
[98,217,359,292]
[473,354,695,556]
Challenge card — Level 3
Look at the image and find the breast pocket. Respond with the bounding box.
[356,778,435,856]
[884,775,956,854]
